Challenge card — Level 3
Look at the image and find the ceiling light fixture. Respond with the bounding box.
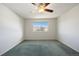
[38,3,45,12]
[32,3,54,13]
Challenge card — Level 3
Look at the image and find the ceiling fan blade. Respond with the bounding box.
[45,3,50,7]
[32,3,36,5]
[45,9,53,12]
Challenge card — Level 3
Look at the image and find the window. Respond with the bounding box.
[32,21,48,32]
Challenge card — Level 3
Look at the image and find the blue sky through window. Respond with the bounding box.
[32,22,48,27]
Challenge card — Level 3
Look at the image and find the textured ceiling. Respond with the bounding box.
[3,3,78,19]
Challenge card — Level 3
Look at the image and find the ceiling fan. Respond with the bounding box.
[32,3,54,13]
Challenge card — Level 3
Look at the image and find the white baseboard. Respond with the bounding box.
[24,39,57,40]
[58,40,79,53]
[0,39,23,56]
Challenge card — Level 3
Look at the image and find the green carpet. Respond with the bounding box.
[2,40,79,56]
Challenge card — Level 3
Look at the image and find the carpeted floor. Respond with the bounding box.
[2,40,79,56]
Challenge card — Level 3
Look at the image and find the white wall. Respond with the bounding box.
[0,4,24,55]
[57,4,79,52]
[24,18,57,40]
